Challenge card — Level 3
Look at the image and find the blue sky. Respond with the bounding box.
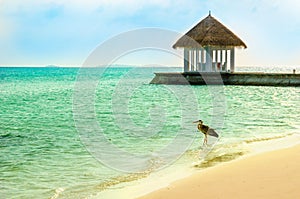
[0,0,300,67]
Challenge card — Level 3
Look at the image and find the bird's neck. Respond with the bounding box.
[198,123,202,129]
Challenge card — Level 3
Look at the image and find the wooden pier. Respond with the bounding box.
[150,72,300,86]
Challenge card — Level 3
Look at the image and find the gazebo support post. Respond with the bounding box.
[184,49,190,72]
[205,46,213,72]
[230,48,235,73]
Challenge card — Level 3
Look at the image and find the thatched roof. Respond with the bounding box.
[173,14,247,49]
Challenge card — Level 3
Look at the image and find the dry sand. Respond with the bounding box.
[138,144,300,199]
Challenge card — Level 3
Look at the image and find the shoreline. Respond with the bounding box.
[93,133,300,199]
[138,134,300,199]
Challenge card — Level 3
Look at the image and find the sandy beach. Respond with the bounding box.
[139,144,300,199]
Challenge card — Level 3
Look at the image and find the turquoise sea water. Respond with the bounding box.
[1,66,300,198]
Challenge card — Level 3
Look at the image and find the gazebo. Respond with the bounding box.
[173,12,247,73]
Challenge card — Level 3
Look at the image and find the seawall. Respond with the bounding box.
[150,72,300,86]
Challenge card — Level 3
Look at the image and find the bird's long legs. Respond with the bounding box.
[203,134,208,147]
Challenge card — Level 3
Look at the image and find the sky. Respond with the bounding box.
[0,0,300,67]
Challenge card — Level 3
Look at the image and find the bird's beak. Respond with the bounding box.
[193,121,199,123]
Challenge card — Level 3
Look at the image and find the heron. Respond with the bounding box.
[193,120,219,146]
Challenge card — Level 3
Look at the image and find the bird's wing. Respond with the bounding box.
[207,128,219,138]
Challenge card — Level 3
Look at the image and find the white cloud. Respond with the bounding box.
[0,0,172,12]
[266,0,300,11]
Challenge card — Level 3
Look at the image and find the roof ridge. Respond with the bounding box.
[173,14,247,49]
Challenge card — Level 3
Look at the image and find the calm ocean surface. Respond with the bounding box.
[1,66,300,198]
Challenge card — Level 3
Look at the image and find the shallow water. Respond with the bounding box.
[0,66,299,198]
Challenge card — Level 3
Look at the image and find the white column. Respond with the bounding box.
[230,48,235,73]
[201,49,205,71]
[210,48,213,72]
[212,50,215,71]
[191,49,195,71]
[184,49,189,72]
[216,50,218,62]
[196,49,199,71]
[225,50,228,72]
[220,50,223,71]
[206,47,212,72]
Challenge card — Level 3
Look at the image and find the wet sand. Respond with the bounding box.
[138,144,300,199]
